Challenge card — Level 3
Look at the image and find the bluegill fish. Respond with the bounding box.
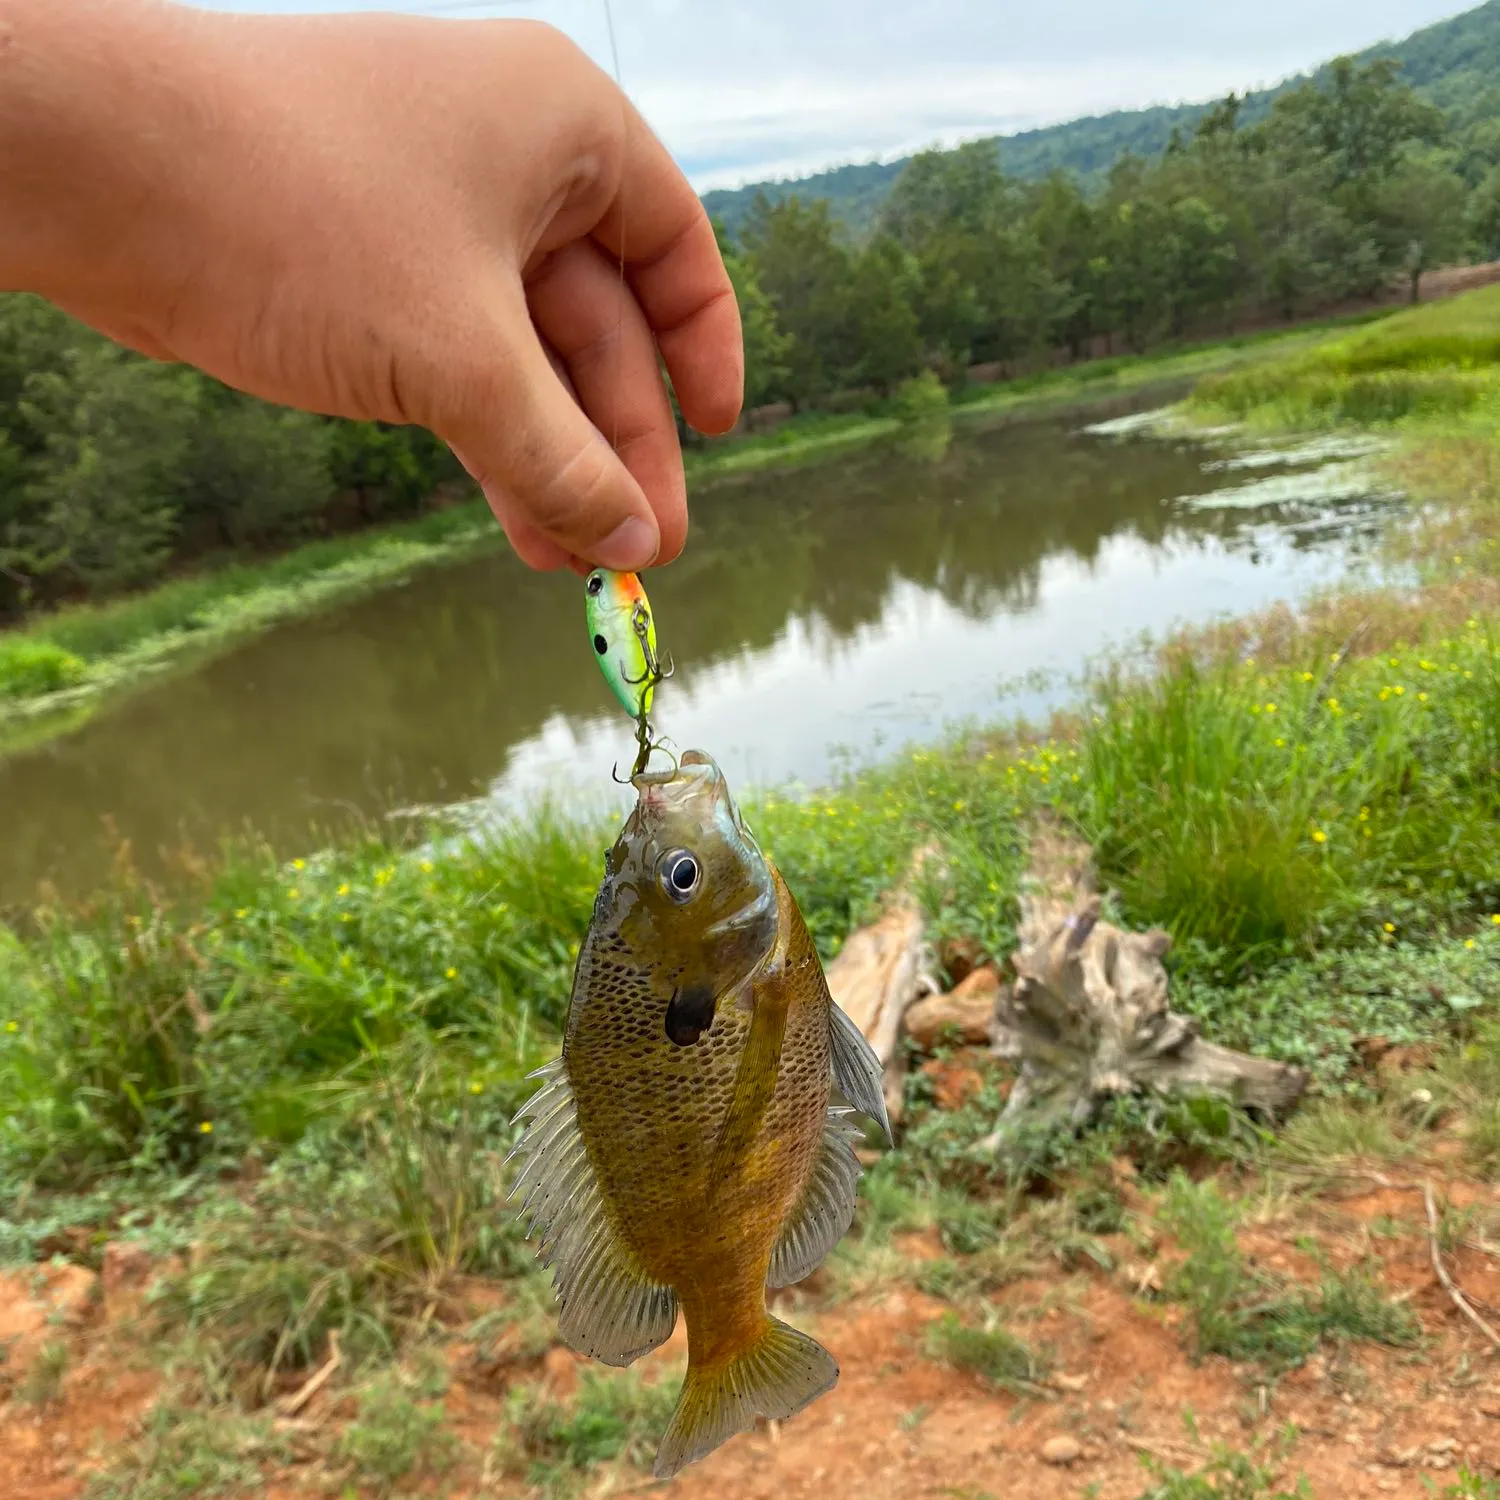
[585,568,660,721]
[509,750,891,1478]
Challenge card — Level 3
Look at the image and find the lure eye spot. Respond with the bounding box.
[586,572,605,596]
[658,848,701,904]
[593,634,608,656]
[665,984,715,1046]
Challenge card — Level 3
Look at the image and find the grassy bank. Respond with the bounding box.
[0,309,1403,747]
[5,291,1500,1496]
[0,499,503,750]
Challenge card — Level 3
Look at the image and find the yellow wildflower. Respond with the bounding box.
[1383,922,1396,934]
[1275,737,1286,748]
[337,883,350,897]
[1466,939,1477,951]
[199,1121,214,1135]
[469,1081,483,1095]
[4,1021,17,1033]
[445,967,457,980]
[1311,830,1327,844]
[1265,702,1277,714]
[1299,671,1314,683]
[288,888,300,900]
[420,860,434,874]
[234,908,248,920]
[292,858,306,871]
[952,800,966,813]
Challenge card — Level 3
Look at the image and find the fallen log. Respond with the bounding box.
[984,818,1309,1146]
[826,898,936,1126]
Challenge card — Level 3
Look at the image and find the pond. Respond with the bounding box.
[0,399,1396,909]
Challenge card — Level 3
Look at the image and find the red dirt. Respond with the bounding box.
[5,1177,1500,1498]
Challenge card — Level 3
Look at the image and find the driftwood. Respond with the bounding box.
[985,820,1309,1142]
[903,966,999,1051]
[826,899,936,1126]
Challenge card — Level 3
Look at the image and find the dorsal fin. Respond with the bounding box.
[767,1106,863,1288]
[829,1000,892,1144]
[508,1059,677,1366]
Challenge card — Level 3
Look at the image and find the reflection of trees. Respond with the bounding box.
[0,413,1384,907]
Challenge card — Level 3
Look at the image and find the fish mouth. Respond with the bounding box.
[630,750,756,846]
[631,748,718,792]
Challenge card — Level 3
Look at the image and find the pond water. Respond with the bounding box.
[0,398,1397,909]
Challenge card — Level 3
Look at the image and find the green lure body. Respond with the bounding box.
[585,569,659,722]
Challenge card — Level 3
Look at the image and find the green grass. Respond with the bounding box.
[85,1401,291,1500]
[1190,284,1500,431]
[493,1365,681,1492]
[1159,1173,1420,1371]
[1132,1446,1309,1500]
[923,1310,1049,1395]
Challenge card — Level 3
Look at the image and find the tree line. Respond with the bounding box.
[0,55,1493,618]
[724,59,1496,410]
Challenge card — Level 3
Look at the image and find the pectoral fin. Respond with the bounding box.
[768,1106,862,1287]
[508,1060,677,1366]
[829,999,893,1144]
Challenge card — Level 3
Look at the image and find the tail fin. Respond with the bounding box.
[653,1315,838,1479]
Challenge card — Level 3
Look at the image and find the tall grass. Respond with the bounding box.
[1191,284,1500,430]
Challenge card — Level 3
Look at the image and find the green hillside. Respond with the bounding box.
[703,0,1500,238]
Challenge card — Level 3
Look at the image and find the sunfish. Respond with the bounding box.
[509,750,890,1477]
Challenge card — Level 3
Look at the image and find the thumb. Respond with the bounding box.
[441,296,660,573]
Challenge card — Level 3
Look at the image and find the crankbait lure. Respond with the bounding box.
[585,568,672,776]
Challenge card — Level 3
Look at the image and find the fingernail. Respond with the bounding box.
[593,516,659,571]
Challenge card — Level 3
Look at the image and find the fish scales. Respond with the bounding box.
[567,873,831,1361]
[509,750,891,1478]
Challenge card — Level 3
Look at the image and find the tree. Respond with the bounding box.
[740,194,853,409]
[842,237,923,394]
[1377,155,1469,302]
[720,243,793,409]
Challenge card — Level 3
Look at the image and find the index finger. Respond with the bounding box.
[592,103,743,438]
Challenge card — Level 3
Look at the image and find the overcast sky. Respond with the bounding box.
[186,1,1478,189]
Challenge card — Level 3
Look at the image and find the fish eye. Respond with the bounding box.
[657,848,702,904]
[586,572,605,596]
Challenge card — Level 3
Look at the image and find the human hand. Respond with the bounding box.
[0,0,742,571]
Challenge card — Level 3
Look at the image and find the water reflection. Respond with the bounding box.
[0,403,1394,908]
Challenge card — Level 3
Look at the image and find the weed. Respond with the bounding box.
[339,1366,458,1495]
[0,639,86,698]
[493,1365,680,1488]
[924,1310,1049,1395]
[1160,1172,1418,1369]
[19,1336,68,1404]
[85,1400,290,1500]
[1133,1444,1309,1499]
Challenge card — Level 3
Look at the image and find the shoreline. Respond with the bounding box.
[0,312,1404,752]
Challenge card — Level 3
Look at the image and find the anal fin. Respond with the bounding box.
[830,999,892,1144]
[508,1059,677,1367]
[767,1106,862,1288]
[653,1315,837,1479]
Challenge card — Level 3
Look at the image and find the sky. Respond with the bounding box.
[187,0,1479,190]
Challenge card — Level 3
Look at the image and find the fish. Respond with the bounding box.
[509,749,892,1478]
[585,568,660,722]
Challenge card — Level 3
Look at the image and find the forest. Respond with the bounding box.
[701,0,1500,232]
[0,50,1497,620]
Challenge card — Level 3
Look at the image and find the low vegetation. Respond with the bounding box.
[7,284,1500,1498]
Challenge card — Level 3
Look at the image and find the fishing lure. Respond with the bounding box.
[585,568,672,775]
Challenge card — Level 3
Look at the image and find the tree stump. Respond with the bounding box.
[986,819,1308,1143]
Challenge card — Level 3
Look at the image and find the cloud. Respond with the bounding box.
[183,0,1474,188]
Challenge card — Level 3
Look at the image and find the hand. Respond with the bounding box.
[0,0,742,571]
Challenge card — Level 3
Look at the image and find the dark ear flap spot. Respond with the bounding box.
[665,984,716,1047]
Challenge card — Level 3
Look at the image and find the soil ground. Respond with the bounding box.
[4,1156,1498,1500]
